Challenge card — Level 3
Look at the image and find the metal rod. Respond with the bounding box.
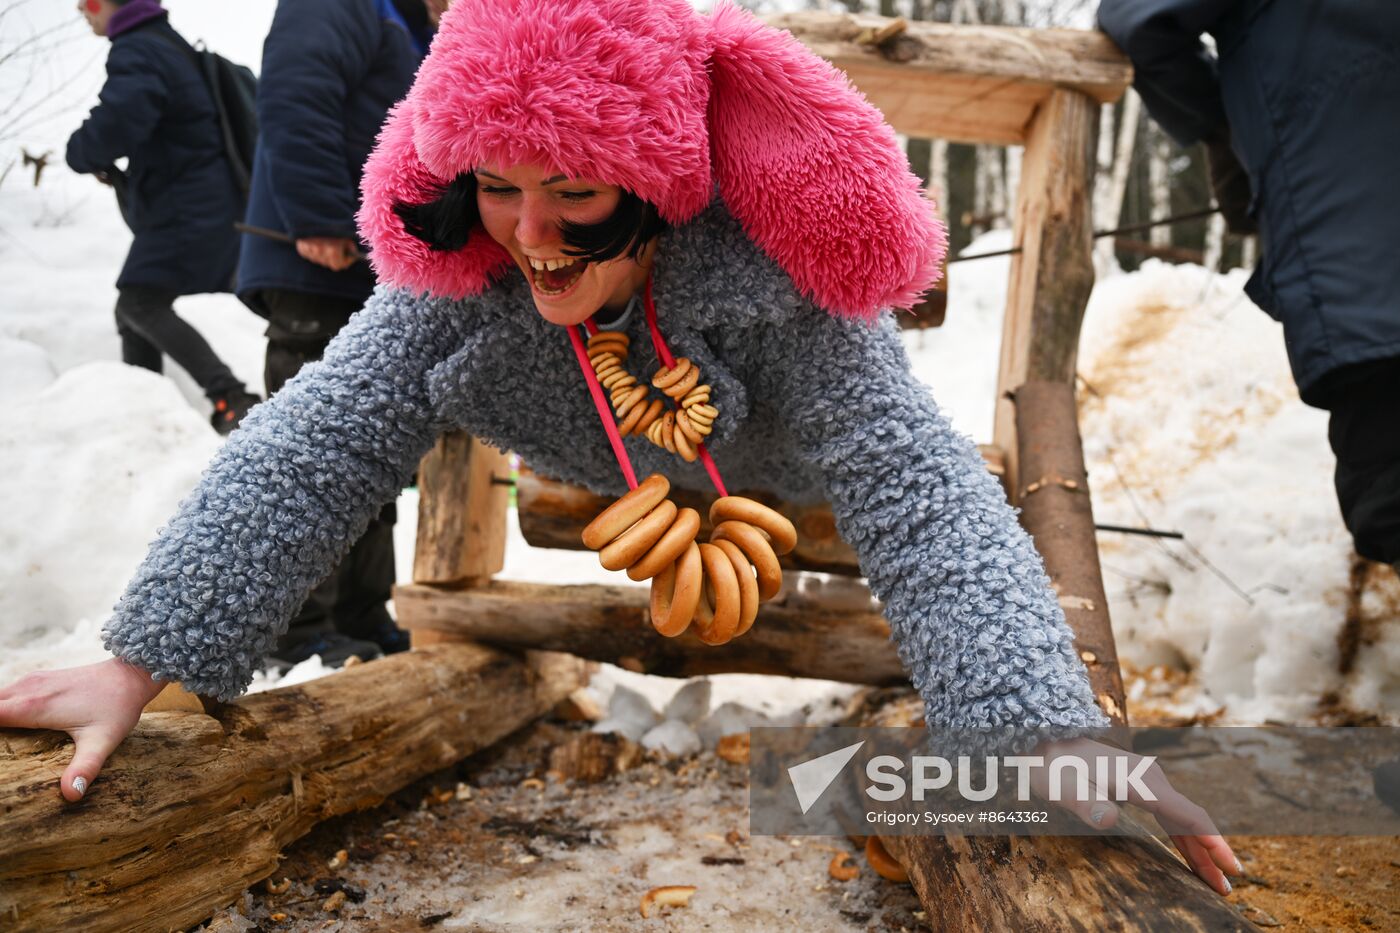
[234,221,293,243]
[949,206,1223,265]
[1093,523,1185,540]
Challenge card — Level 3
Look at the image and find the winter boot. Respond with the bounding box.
[211,389,261,436]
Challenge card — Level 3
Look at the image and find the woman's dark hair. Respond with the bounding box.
[393,172,667,264]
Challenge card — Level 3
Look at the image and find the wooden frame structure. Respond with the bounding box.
[393,13,1241,929]
[0,14,1247,931]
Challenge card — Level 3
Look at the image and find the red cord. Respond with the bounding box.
[567,324,638,491]
[572,278,729,499]
[642,278,729,499]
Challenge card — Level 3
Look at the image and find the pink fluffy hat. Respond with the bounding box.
[357,0,947,321]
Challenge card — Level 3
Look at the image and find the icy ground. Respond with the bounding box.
[2,165,1397,727]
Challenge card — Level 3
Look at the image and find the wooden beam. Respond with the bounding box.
[0,645,588,932]
[1014,380,1126,722]
[993,88,1098,500]
[395,579,906,686]
[880,831,1249,930]
[515,449,1006,574]
[413,433,510,586]
[768,13,1132,145]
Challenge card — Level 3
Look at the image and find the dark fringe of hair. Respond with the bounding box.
[393,174,668,263]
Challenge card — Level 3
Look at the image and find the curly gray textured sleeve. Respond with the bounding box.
[101,289,465,700]
[759,312,1110,731]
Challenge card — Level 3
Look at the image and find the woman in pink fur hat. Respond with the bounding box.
[1,0,1239,896]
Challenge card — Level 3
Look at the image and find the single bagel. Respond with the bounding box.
[661,363,701,399]
[634,398,665,435]
[652,357,693,391]
[710,497,798,556]
[649,541,702,637]
[627,506,701,581]
[865,836,910,883]
[599,499,677,571]
[711,520,783,601]
[673,423,699,462]
[694,542,740,645]
[582,474,669,550]
[587,333,629,352]
[711,538,759,636]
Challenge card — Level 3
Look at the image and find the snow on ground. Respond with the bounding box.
[1,53,1395,723]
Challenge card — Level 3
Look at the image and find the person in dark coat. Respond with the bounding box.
[67,0,260,435]
[1097,0,1400,572]
[235,0,443,668]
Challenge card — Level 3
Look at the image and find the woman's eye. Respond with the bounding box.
[559,191,596,202]
[479,185,518,196]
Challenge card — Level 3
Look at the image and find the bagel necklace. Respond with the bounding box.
[565,275,795,646]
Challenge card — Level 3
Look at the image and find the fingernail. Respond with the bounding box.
[1222,878,1232,895]
[71,776,87,798]
[1234,858,1244,875]
[1090,804,1108,825]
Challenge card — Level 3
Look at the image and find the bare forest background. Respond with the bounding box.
[0,0,1253,275]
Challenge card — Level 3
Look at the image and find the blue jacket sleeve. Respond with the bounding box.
[101,289,467,700]
[1097,0,1238,146]
[256,0,379,239]
[762,313,1109,731]
[66,39,167,174]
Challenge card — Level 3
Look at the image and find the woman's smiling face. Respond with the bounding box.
[474,163,652,327]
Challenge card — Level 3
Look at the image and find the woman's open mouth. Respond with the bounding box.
[527,255,587,297]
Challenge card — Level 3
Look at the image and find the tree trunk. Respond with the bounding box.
[1148,130,1172,247]
[394,579,907,686]
[1099,88,1141,271]
[0,646,589,933]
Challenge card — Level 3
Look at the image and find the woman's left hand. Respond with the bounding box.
[1030,737,1242,895]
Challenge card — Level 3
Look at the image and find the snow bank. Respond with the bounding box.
[1077,262,1399,722]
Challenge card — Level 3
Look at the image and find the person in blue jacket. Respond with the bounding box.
[67,0,261,435]
[1097,0,1400,574]
[235,0,445,668]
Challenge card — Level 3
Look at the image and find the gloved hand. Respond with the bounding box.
[1204,134,1257,236]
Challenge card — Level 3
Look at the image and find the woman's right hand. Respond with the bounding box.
[0,658,165,801]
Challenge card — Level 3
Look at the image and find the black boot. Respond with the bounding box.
[211,389,261,435]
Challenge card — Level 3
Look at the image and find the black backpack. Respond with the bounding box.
[158,32,258,198]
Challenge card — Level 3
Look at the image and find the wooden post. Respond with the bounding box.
[408,433,511,649]
[993,88,1097,501]
[412,433,510,586]
[1014,380,1125,720]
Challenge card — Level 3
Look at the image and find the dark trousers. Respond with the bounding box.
[1323,357,1400,565]
[262,289,397,647]
[115,286,242,398]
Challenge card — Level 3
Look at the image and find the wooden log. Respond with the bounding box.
[767,13,1132,145]
[880,832,1250,931]
[413,432,511,585]
[515,448,1008,573]
[517,465,862,575]
[394,579,905,685]
[1014,380,1126,721]
[0,645,588,932]
[993,88,1098,500]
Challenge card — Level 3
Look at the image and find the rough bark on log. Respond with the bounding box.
[394,579,905,686]
[0,645,588,932]
[768,12,1131,145]
[1014,380,1126,720]
[880,832,1250,931]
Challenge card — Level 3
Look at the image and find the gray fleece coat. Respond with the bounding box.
[103,201,1109,732]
